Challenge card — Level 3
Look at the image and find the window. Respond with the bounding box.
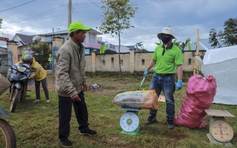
[45,36,52,42]
[89,33,96,42]
[85,49,90,55]
[188,58,192,65]
[111,57,114,68]
[120,60,123,66]
[142,59,145,65]
[103,60,105,66]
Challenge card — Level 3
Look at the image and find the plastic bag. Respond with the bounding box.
[113,90,158,110]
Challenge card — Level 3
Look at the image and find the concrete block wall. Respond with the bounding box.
[6,38,205,73]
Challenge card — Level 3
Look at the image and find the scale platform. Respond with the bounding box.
[119,107,141,135]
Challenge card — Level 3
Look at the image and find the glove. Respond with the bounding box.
[143,69,149,77]
[175,80,182,90]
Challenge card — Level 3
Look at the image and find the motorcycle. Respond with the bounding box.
[0,107,17,148]
[7,63,34,112]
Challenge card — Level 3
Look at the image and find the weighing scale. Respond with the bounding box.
[119,107,141,135]
[205,109,235,146]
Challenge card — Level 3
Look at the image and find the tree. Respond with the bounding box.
[155,38,190,53]
[99,0,138,73]
[209,28,221,48]
[220,18,237,45]
[135,41,147,52]
[173,38,191,52]
[209,17,237,48]
[31,43,51,69]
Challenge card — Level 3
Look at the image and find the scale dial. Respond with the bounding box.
[120,112,139,132]
[210,120,234,142]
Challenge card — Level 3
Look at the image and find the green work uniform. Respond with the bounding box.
[152,43,183,74]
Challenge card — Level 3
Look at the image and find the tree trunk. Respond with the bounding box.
[118,31,122,74]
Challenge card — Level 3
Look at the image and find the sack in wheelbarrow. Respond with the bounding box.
[113,90,158,110]
[0,73,11,95]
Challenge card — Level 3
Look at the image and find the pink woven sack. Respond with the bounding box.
[174,74,217,128]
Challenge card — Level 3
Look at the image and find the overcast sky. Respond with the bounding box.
[0,0,236,51]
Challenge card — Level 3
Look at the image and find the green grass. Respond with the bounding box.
[0,73,236,148]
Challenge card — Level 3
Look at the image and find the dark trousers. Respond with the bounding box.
[58,91,89,141]
[35,78,49,100]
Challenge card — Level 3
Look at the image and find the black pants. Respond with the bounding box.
[35,78,49,100]
[58,91,89,141]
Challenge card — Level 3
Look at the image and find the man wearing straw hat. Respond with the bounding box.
[143,27,183,129]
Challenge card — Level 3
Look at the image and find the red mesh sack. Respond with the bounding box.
[174,74,217,128]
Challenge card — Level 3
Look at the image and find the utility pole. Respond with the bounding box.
[68,0,72,27]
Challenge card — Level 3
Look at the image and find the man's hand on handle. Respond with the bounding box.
[143,69,149,77]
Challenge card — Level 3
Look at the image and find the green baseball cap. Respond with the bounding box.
[68,21,91,32]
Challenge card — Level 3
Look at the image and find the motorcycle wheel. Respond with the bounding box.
[9,86,13,102]
[10,89,20,112]
[0,118,17,148]
[20,86,26,101]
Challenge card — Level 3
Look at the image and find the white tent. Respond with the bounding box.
[199,45,237,105]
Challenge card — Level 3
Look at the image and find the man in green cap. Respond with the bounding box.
[55,21,97,147]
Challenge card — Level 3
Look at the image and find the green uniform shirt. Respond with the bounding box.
[152,43,183,74]
[48,55,52,62]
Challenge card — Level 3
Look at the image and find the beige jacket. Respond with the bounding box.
[55,38,86,97]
